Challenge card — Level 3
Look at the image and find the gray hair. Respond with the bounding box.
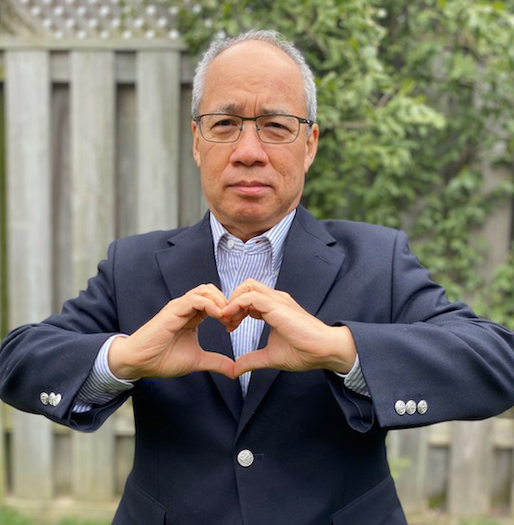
[191,29,317,122]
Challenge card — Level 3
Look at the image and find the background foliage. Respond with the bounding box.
[176,0,514,326]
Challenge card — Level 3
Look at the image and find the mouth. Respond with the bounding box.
[228,181,272,197]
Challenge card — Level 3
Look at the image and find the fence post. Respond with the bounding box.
[5,49,54,501]
[447,419,494,517]
[388,428,429,514]
[70,49,116,502]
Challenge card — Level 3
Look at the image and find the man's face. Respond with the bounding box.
[192,41,318,241]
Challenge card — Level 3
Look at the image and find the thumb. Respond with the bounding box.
[198,350,237,380]
[234,349,271,377]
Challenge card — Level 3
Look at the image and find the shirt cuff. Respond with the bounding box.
[73,334,135,413]
[334,355,370,398]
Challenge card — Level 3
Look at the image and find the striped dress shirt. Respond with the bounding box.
[210,210,295,394]
[73,211,369,412]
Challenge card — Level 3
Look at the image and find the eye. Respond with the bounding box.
[210,117,239,129]
[258,115,297,142]
[199,115,242,142]
[265,120,286,129]
[262,119,289,131]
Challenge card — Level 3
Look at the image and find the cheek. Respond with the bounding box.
[199,148,223,176]
[272,152,306,186]
[200,157,227,197]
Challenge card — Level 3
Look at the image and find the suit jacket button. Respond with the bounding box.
[395,400,406,416]
[417,400,428,415]
[405,400,417,415]
[40,392,49,405]
[237,449,254,467]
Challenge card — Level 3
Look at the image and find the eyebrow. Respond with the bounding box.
[207,103,291,116]
[210,103,243,114]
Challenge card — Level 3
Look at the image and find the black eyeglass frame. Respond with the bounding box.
[192,113,315,144]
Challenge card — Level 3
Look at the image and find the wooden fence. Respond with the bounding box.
[0,39,206,521]
[0,39,513,523]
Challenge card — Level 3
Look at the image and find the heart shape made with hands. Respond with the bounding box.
[111,279,351,382]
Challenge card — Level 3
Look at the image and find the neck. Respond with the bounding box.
[223,224,269,243]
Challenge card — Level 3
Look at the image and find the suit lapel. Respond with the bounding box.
[237,207,346,437]
[155,214,243,421]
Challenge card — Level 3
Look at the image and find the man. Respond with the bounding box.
[1,30,514,525]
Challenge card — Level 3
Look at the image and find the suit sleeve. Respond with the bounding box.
[0,240,131,432]
[328,230,514,432]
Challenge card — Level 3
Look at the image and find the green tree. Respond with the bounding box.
[177,0,514,325]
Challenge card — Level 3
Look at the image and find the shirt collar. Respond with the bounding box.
[210,210,296,273]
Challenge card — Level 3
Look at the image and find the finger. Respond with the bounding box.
[223,283,266,329]
[223,307,253,333]
[234,349,271,376]
[192,296,225,319]
[197,351,236,380]
[218,305,252,331]
[235,282,300,311]
[190,284,228,312]
[165,295,224,330]
[223,290,273,319]
[228,279,272,303]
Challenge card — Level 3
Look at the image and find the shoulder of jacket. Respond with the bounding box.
[114,227,189,249]
[320,218,401,243]
[106,227,191,265]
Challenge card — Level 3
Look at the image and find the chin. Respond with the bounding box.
[237,209,276,225]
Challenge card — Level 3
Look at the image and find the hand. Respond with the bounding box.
[221,279,357,377]
[108,284,236,380]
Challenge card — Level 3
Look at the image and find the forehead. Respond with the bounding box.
[200,41,306,115]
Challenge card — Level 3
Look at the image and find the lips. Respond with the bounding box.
[228,180,272,197]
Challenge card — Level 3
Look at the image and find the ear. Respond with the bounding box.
[192,120,201,168]
[304,123,319,173]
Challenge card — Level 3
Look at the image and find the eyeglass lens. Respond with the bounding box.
[199,114,301,143]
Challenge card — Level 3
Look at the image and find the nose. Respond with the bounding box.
[229,122,269,167]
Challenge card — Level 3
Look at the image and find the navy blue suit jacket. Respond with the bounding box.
[2,206,514,525]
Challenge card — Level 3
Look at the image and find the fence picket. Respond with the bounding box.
[5,50,54,500]
[388,428,429,513]
[447,419,495,516]
[70,50,116,501]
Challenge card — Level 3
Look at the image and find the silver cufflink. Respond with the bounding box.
[40,391,62,407]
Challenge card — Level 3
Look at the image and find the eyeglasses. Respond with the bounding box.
[193,113,315,144]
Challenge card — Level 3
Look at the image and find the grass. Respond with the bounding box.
[410,517,511,525]
[0,506,511,525]
[0,507,109,525]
